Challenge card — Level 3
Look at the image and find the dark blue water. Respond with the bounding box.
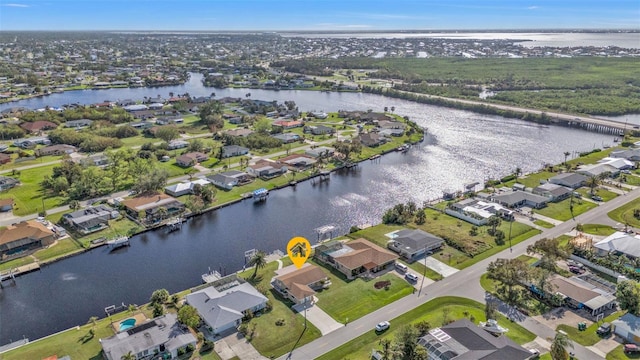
[0,74,614,345]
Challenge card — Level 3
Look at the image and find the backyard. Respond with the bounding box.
[315,296,536,360]
[534,197,598,221]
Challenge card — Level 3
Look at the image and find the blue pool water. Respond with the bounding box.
[119,318,136,332]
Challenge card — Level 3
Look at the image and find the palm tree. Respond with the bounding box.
[121,351,136,360]
[157,207,168,222]
[563,151,571,165]
[247,250,267,278]
[514,167,522,179]
[586,175,600,195]
[550,331,573,360]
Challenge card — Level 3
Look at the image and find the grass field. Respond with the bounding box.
[315,296,536,360]
[608,197,640,228]
[534,219,555,228]
[534,197,598,221]
[576,188,619,202]
[0,164,66,216]
[581,224,617,236]
[607,344,640,360]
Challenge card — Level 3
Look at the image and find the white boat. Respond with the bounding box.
[479,319,508,335]
[106,235,130,250]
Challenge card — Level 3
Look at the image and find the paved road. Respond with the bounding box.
[278,187,640,360]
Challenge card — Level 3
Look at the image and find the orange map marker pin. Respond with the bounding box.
[287,236,311,269]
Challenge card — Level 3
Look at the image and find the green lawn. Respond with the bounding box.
[0,154,62,171]
[608,197,640,228]
[508,171,556,188]
[516,254,539,265]
[315,270,413,322]
[620,173,640,186]
[0,255,36,271]
[580,224,617,236]
[607,344,640,360]
[72,217,143,247]
[316,296,536,360]
[534,219,555,228]
[576,188,619,202]
[238,260,321,358]
[33,237,83,262]
[534,197,598,221]
[557,311,623,346]
[0,164,66,216]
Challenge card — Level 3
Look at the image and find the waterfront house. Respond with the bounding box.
[35,144,77,157]
[100,313,197,360]
[446,198,514,226]
[387,229,444,261]
[305,146,335,158]
[164,179,211,197]
[357,132,384,147]
[611,148,640,162]
[206,170,252,190]
[64,119,93,129]
[315,238,398,280]
[221,145,250,158]
[271,264,330,306]
[277,154,317,170]
[417,319,534,360]
[20,120,58,134]
[549,172,588,189]
[176,152,209,167]
[272,133,300,144]
[0,220,55,261]
[62,204,119,234]
[532,183,573,202]
[247,159,288,179]
[594,231,640,260]
[121,193,185,223]
[0,176,20,191]
[612,313,640,345]
[491,191,548,209]
[577,163,618,178]
[186,275,268,335]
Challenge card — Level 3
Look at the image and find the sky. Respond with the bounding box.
[0,0,638,31]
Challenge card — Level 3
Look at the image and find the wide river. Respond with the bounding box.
[0,74,613,345]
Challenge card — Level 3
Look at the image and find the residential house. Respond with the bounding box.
[0,220,56,260]
[186,275,268,335]
[529,274,616,316]
[272,133,300,143]
[314,238,398,280]
[206,170,253,190]
[532,183,573,202]
[222,145,250,158]
[0,198,14,212]
[277,154,317,170]
[376,120,406,130]
[225,128,254,137]
[13,136,51,149]
[0,153,10,164]
[549,172,588,189]
[612,313,640,345]
[121,193,185,223]
[129,121,154,130]
[491,191,548,209]
[20,120,58,133]
[304,125,335,135]
[64,119,93,128]
[35,144,77,157]
[167,140,189,150]
[611,148,640,162]
[446,198,514,226]
[594,232,640,260]
[0,176,19,191]
[62,204,119,234]
[100,313,197,360]
[247,159,288,179]
[271,264,330,305]
[76,154,109,167]
[379,128,405,137]
[387,229,444,261]
[417,319,535,360]
[273,120,303,129]
[305,146,335,158]
[176,152,209,167]
[357,132,385,147]
[164,179,211,197]
[577,163,618,178]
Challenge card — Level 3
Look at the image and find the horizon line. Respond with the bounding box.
[1,28,639,33]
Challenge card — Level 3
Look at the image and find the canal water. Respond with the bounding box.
[0,75,614,344]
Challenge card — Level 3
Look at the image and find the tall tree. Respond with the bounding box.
[616,280,640,315]
[177,304,201,329]
[486,258,531,303]
[155,126,180,143]
[586,175,600,195]
[550,332,572,360]
[527,237,569,271]
[394,325,423,360]
[150,288,170,305]
[563,151,571,165]
[247,250,267,278]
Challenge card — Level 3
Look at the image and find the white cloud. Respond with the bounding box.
[315,23,372,29]
[2,3,30,7]
[527,6,539,10]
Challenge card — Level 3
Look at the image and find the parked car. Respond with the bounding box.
[624,344,640,354]
[375,321,390,332]
[395,262,408,273]
[596,322,611,336]
[568,265,584,274]
[405,273,419,283]
[592,195,603,202]
[572,191,582,198]
[528,348,540,358]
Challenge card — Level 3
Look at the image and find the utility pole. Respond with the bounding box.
[418,246,427,297]
[508,218,513,252]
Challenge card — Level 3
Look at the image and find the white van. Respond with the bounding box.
[395,262,408,273]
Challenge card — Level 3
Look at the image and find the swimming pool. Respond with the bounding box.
[119,318,136,332]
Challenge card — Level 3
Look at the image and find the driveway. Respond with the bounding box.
[299,299,343,335]
[532,307,593,331]
[215,332,268,360]
[422,256,459,277]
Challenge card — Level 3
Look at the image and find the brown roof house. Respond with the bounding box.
[19,120,58,134]
[121,193,185,225]
[272,264,330,306]
[0,220,55,261]
[315,238,398,280]
[35,144,77,157]
[176,152,209,167]
[357,133,385,147]
[0,153,11,165]
[0,198,14,212]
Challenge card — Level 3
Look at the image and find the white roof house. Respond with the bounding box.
[164,179,211,197]
[594,231,640,259]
